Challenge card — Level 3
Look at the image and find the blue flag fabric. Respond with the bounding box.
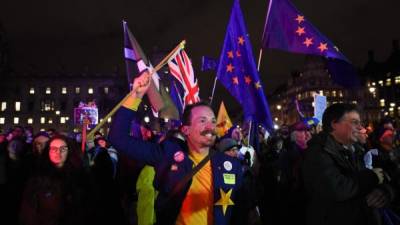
[262,0,359,87]
[201,56,219,72]
[169,77,184,119]
[216,0,273,131]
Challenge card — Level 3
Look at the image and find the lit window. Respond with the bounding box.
[15,102,21,111]
[372,82,376,86]
[55,110,60,115]
[332,90,337,97]
[319,90,323,95]
[27,118,33,124]
[339,91,343,97]
[88,87,94,94]
[41,100,54,112]
[380,99,385,107]
[62,87,67,94]
[40,128,45,132]
[107,117,112,123]
[378,80,383,86]
[389,107,394,112]
[60,117,66,124]
[390,103,396,107]
[75,87,80,94]
[46,87,51,94]
[1,102,6,111]
[29,87,35,94]
[396,76,400,84]
[352,101,357,104]
[48,118,53,124]
[13,117,19,124]
[40,117,45,124]
[0,117,4,124]
[104,87,109,94]
[386,78,391,86]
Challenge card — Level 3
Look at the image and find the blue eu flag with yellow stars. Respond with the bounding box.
[262,0,359,87]
[216,0,273,131]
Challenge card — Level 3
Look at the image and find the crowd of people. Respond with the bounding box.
[1,71,400,225]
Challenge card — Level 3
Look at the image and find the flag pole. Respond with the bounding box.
[209,76,218,106]
[258,0,274,71]
[87,40,186,139]
[247,120,252,146]
[257,49,263,71]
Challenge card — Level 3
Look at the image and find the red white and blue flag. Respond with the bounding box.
[168,49,200,108]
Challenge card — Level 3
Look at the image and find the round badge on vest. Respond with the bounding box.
[223,161,233,171]
[174,151,185,162]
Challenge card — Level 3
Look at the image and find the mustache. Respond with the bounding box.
[200,130,217,136]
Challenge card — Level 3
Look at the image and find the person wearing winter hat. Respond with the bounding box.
[216,138,242,158]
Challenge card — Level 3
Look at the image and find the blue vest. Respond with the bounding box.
[109,108,246,225]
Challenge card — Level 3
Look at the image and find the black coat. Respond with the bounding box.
[302,133,380,225]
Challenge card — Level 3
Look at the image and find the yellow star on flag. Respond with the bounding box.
[232,76,239,85]
[226,63,234,72]
[295,15,305,23]
[244,76,252,84]
[238,36,245,45]
[236,50,241,57]
[227,51,234,58]
[295,27,305,36]
[318,42,328,52]
[215,188,234,215]
[303,37,313,47]
[254,81,262,89]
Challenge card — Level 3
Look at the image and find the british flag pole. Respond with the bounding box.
[87,40,185,139]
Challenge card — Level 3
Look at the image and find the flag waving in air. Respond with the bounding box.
[168,49,200,108]
[261,0,359,87]
[123,21,179,119]
[216,0,273,131]
[216,101,233,137]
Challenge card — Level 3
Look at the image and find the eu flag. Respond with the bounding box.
[216,0,273,131]
[262,0,359,87]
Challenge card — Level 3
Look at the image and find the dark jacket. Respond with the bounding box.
[109,107,248,225]
[302,132,380,225]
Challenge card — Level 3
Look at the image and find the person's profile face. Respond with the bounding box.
[332,111,362,144]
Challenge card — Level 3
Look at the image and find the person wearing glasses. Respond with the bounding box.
[19,135,92,225]
[302,103,393,225]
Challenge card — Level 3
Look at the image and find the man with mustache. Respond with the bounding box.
[109,71,250,225]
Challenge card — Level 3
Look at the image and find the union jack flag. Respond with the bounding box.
[168,49,200,107]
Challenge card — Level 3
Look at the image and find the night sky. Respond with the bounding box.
[1,0,400,99]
